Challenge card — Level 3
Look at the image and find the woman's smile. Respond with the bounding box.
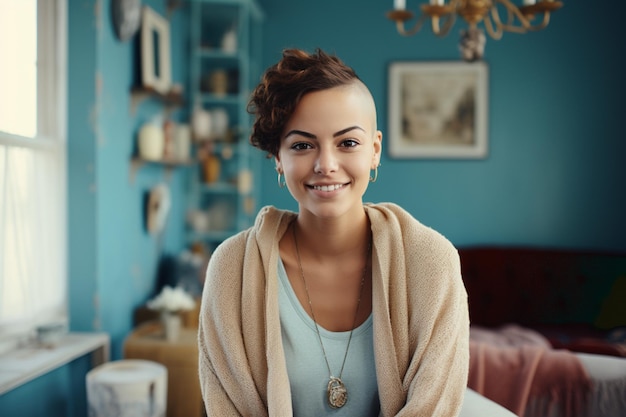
[308,182,349,193]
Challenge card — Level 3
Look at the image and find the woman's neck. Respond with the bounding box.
[292,209,370,259]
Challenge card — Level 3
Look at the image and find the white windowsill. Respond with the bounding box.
[0,332,110,395]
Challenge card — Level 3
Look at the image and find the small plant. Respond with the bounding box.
[147,286,195,313]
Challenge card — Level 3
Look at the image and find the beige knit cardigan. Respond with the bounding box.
[198,203,469,416]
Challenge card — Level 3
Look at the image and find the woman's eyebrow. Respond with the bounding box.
[283,129,316,140]
[283,125,365,140]
[333,126,365,137]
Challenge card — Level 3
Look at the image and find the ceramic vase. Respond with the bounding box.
[138,123,165,161]
[203,155,221,184]
[221,27,237,53]
[210,108,229,140]
[209,70,228,96]
[173,124,191,161]
[161,311,182,342]
[191,106,212,141]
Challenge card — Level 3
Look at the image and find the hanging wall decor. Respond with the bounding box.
[141,6,172,95]
[388,61,488,159]
[112,0,141,41]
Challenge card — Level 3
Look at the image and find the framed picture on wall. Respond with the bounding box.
[141,6,172,95]
[388,61,488,159]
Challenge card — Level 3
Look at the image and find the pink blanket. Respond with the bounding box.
[468,325,592,417]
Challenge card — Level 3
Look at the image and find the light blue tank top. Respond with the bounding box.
[278,258,380,417]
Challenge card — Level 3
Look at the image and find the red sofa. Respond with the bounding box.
[458,246,626,357]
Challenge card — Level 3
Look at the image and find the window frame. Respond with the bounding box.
[0,0,67,353]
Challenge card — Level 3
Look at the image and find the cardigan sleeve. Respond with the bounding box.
[197,231,268,417]
[367,203,469,417]
[197,340,243,416]
[398,234,470,417]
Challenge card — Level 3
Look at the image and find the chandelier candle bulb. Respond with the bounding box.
[430,0,445,5]
[394,0,405,10]
[523,0,536,4]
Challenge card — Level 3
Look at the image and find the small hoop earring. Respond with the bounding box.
[277,171,286,188]
[369,166,379,183]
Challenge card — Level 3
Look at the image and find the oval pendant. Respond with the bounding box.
[327,377,348,409]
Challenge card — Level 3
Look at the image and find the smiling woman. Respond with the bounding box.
[0,0,67,354]
[198,48,470,417]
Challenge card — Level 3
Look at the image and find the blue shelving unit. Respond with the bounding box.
[187,0,263,252]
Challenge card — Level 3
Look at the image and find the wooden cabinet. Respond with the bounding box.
[123,322,202,417]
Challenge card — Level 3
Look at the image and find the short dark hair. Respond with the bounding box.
[247,48,360,157]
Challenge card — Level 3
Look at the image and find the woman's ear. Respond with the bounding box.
[274,155,282,174]
[371,130,382,169]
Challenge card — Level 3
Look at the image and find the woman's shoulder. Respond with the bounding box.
[365,202,423,226]
[208,205,295,271]
[366,202,459,279]
[366,202,455,249]
[211,229,249,259]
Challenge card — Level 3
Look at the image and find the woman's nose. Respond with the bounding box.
[314,147,338,175]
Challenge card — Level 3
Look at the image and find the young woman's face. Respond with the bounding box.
[276,84,382,220]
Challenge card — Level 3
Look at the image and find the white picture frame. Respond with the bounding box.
[388,61,489,159]
[141,6,171,95]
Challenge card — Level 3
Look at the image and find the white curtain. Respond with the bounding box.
[0,144,67,342]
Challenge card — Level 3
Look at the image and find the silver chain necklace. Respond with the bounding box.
[292,223,371,409]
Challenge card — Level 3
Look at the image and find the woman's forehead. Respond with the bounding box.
[296,84,375,118]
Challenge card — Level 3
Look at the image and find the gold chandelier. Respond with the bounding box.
[387,0,563,61]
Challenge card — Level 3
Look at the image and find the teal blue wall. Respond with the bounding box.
[67,0,190,359]
[258,0,626,252]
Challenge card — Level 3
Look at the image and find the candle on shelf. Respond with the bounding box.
[394,0,406,10]
[523,0,536,5]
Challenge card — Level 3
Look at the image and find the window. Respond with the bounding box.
[0,0,67,353]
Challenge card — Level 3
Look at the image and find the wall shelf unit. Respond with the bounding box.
[129,157,196,183]
[187,0,263,252]
[128,82,190,183]
[129,86,184,115]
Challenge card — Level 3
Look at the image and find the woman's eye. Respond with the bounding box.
[292,142,312,151]
[341,139,359,148]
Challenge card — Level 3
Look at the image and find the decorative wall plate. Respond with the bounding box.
[112,0,141,42]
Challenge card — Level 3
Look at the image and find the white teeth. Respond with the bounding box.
[313,184,343,192]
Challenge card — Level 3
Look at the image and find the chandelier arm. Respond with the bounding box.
[489,0,536,35]
[495,2,516,28]
[484,13,503,40]
[526,11,551,31]
[432,13,456,37]
[396,13,429,37]
[492,13,530,34]
[495,0,532,29]
[507,7,514,26]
